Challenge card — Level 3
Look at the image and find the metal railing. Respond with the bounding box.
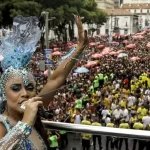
[42,121,150,140]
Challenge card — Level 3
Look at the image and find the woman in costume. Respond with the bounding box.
[0,15,88,149]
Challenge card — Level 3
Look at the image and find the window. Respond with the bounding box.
[124,29,128,34]
[134,9,136,13]
[105,29,109,34]
[114,17,119,27]
[88,29,91,35]
[145,19,149,26]
[96,29,100,35]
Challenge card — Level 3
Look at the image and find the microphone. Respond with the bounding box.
[37,108,53,119]
[20,103,53,119]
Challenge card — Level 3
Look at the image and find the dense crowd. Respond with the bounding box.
[9,30,150,150]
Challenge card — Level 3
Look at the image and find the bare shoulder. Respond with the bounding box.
[0,122,7,139]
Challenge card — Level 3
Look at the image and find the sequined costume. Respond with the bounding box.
[0,115,47,150]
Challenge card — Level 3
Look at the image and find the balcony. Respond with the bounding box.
[42,121,150,140]
[43,121,150,149]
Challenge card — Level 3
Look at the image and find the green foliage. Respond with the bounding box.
[0,0,42,27]
[0,0,107,26]
[37,0,107,40]
[10,1,42,17]
[35,0,107,25]
[0,0,107,40]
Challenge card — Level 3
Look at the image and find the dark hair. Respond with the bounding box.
[34,117,50,150]
[0,101,6,114]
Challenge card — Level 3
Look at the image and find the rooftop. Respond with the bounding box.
[104,9,133,16]
[121,3,150,9]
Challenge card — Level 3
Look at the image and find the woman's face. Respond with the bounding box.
[5,75,36,114]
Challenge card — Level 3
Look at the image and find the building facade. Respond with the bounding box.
[121,3,150,29]
[74,9,139,37]
[99,9,139,35]
[114,0,123,8]
[95,0,114,9]
[123,0,150,4]
[114,0,120,8]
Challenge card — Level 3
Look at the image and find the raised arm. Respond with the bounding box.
[39,16,88,107]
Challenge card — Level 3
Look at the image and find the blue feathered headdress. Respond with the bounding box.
[0,16,41,71]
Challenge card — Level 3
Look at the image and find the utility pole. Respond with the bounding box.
[41,11,51,78]
[45,12,51,78]
[41,11,49,49]
[45,12,49,49]
[109,13,113,46]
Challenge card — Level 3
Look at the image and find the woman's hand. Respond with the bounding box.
[75,15,89,50]
[22,97,43,126]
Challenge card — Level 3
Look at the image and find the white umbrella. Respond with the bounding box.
[118,53,128,58]
[74,67,89,73]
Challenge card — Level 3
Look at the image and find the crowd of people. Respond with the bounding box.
[27,29,150,150]
[1,26,150,150]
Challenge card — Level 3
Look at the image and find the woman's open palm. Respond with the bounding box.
[74,15,89,50]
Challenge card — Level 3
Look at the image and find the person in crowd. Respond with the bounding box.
[81,116,91,150]
[120,106,129,123]
[106,118,118,150]
[101,105,110,126]
[91,118,102,150]
[142,110,150,128]
[75,93,83,109]
[59,129,68,149]
[118,119,129,150]
[73,109,83,140]
[137,104,148,120]
[113,105,122,127]
[48,130,59,150]
[132,119,145,150]
[129,112,137,129]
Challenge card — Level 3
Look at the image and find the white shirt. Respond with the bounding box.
[113,80,116,87]
[62,93,66,98]
[111,103,117,112]
[142,116,150,128]
[145,89,150,95]
[101,109,110,120]
[115,83,120,90]
[108,95,112,102]
[96,90,101,97]
[86,103,90,109]
[73,114,82,124]
[121,109,129,122]
[113,109,122,119]
[128,96,136,107]
[83,115,87,120]
[55,108,61,115]
[105,117,111,125]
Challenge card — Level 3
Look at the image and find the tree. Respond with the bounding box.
[35,0,107,41]
[0,0,107,41]
[0,0,42,27]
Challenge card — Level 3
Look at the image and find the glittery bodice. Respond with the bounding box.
[0,115,47,150]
